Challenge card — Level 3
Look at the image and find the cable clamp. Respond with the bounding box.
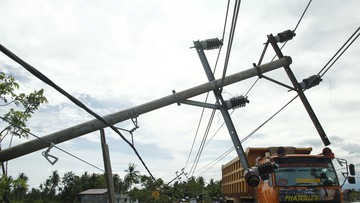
[42,142,59,165]
[253,63,262,78]
[172,90,181,106]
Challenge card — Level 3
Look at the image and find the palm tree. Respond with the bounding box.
[113,174,127,194]
[47,170,60,199]
[124,163,140,191]
[13,173,28,200]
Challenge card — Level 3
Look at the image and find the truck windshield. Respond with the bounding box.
[274,157,339,187]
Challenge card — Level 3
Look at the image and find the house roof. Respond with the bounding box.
[78,189,107,195]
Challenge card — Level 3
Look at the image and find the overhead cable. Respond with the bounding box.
[194,1,314,176]
[0,44,155,180]
[271,0,312,61]
[183,0,230,173]
[0,115,104,172]
[188,109,216,177]
[188,0,241,178]
[318,26,360,77]
[220,0,242,92]
[196,95,298,175]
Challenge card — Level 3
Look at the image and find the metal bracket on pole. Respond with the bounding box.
[42,143,58,165]
[172,90,181,106]
[267,30,331,146]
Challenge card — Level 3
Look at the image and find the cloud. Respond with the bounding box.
[1,0,360,190]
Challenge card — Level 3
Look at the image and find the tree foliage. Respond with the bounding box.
[1,71,47,202]
[0,72,47,142]
[2,165,222,202]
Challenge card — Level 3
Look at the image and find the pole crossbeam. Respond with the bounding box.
[0,57,291,162]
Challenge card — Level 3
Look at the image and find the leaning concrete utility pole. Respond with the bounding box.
[0,57,291,162]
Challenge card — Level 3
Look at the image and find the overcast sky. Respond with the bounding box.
[1,0,360,190]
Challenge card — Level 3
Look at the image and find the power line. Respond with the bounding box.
[0,115,104,172]
[184,93,210,170]
[318,26,360,77]
[195,95,297,175]
[336,163,360,172]
[271,0,312,62]
[0,44,156,180]
[189,109,216,177]
[183,0,230,173]
[232,26,360,167]
[194,1,313,175]
[220,0,242,92]
[188,0,242,178]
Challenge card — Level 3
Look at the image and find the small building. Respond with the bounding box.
[79,189,108,203]
[78,189,138,203]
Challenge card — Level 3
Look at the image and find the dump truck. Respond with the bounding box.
[221,146,356,203]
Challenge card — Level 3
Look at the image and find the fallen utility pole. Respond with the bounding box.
[0,57,291,162]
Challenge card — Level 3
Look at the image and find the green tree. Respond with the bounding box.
[0,71,47,202]
[49,170,60,197]
[124,163,140,191]
[0,174,12,202]
[12,172,29,200]
[205,178,222,202]
[0,72,47,173]
[113,174,127,194]
[60,171,78,202]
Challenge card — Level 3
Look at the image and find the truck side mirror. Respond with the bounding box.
[348,176,356,184]
[349,164,355,176]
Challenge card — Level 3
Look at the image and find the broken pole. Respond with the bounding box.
[0,56,292,162]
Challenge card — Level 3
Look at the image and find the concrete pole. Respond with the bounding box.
[0,57,292,162]
[100,129,116,203]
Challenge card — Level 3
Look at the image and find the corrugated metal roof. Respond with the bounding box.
[78,189,107,195]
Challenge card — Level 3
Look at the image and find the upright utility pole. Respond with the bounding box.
[100,129,116,203]
[0,57,292,162]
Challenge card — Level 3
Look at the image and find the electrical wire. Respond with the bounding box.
[183,0,231,173]
[192,1,314,176]
[220,0,242,92]
[186,0,242,178]
[336,163,360,172]
[318,26,360,77]
[188,109,216,177]
[0,115,104,172]
[0,44,156,181]
[198,26,360,175]
[271,0,312,62]
[183,94,209,170]
[195,95,298,176]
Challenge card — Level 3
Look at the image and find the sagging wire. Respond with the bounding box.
[188,109,216,177]
[183,0,231,172]
[193,2,313,176]
[196,96,297,176]
[318,26,360,78]
[297,26,360,92]
[0,115,104,172]
[0,44,155,180]
[196,4,360,177]
[185,0,244,178]
[219,0,242,93]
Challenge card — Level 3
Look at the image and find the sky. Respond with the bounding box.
[1,0,360,190]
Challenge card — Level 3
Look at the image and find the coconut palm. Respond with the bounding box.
[124,163,140,190]
[46,170,60,199]
[13,173,28,200]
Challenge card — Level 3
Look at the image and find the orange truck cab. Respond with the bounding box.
[222,147,354,203]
